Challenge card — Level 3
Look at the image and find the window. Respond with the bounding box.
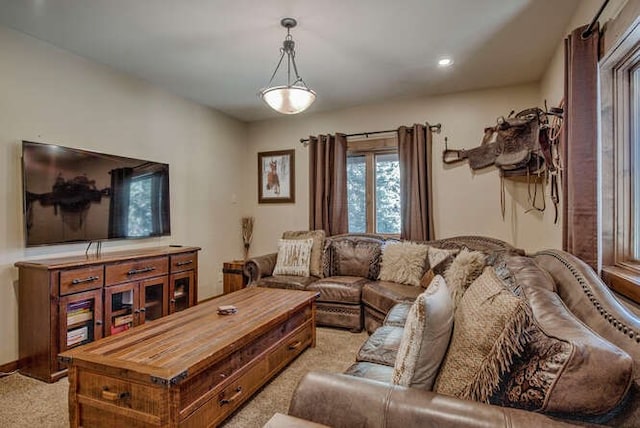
[600,17,640,303]
[346,138,400,235]
[126,172,166,237]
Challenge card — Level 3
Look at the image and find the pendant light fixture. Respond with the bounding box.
[259,18,316,114]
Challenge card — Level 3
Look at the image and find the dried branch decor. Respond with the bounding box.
[242,216,255,260]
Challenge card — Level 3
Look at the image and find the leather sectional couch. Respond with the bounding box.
[283,247,640,427]
[245,233,523,333]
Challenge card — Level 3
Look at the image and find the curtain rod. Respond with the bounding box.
[582,0,610,39]
[299,123,441,144]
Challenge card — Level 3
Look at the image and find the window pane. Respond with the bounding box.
[375,153,400,234]
[128,176,153,237]
[633,67,640,259]
[347,156,366,233]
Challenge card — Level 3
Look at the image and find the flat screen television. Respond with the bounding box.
[22,141,171,247]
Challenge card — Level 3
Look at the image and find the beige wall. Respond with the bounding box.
[540,0,628,105]
[0,26,248,366]
[247,83,561,256]
[0,0,620,368]
[247,0,626,260]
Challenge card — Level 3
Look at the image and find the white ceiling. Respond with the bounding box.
[0,0,580,122]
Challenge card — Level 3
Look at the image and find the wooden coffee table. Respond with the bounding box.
[59,287,319,427]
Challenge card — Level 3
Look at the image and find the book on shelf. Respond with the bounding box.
[67,310,93,325]
[110,324,130,335]
[67,300,92,312]
[67,326,88,347]
[113,313,134,327]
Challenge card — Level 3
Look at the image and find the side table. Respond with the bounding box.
[223,260,247,294]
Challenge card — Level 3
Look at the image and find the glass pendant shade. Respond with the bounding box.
[259,85,317,114]
[259,18,316,115]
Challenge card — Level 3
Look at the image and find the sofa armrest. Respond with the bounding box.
[244,253,278,284]
[289,372,590,428]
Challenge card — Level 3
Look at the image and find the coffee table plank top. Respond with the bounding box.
[59,287,319,384]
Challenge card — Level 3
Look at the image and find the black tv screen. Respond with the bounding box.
[22,141,171,247]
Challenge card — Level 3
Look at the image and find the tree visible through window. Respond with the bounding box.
[347,140,400,235]
[375,153,400,234]
[127,175,153,237]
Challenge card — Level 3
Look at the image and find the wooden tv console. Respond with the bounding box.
[59,287,319,427]
[15,245,200,383]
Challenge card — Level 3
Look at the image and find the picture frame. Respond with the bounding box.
[258,149,295,203]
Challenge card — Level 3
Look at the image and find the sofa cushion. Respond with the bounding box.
[273,238,313,277]
[307,276,366,304]
[356,325,404,366]
[378,242,429,286]
[327,236,383,279]
[256,275,317,290]
[344,362,393,383]
[444,247,486,309]
[362,281,423,315]
[419,269,435,288]
[434,267,532,402]
[427,246,459,274]
[383,302,413,327]
[491,256,634,417]
[283,230,326,278]
[392,275,454,390]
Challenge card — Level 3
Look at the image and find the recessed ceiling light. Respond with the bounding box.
[438,58,453,67]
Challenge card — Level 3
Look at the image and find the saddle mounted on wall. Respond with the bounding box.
[442,106,563,220]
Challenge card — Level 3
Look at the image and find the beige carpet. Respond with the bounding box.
[0,328,367,428]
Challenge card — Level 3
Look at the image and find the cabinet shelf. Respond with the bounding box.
[66,320,94,330]
[110,308,132,317]
[16,246,199,382]
[145,300,161,309]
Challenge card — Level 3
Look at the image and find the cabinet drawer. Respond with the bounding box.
[60,266,104,295]
[105,257,168,286]
[76,370,164,421]
[178,307,310,414]
[267,322,313,373]
[181,358,270,428]
[170,252,198,273]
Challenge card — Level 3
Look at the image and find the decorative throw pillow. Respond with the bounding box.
[427,246,460,275]
[392,275,454,390]
[444,247,486,309]
[273,238,314,277]
[282,230,326,278]
[433,267,532,403]
[378,242,429,286]
[328,237,383,279]
[488,255,633,417]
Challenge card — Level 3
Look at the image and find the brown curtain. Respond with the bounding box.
[562,24,600,270]
[308,133,348,236]
[398,124,434,241]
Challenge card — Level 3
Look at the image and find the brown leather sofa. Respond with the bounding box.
[284,248,640,427]
[245,233,522,333]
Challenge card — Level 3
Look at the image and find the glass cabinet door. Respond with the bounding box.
[105,283,138,336]
[140,277,168,323]
[59,289,103,352]
[170,271,195,313]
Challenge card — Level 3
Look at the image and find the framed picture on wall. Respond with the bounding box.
[258,149,295,203]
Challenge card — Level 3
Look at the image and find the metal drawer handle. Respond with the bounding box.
[219,386,242,406]
[71,276,100,285]
[176,260,193,266]
[288,341,303,350]
[127,266,156,276]
[101,388,130,401]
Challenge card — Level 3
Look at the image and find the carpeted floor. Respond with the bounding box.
[0,327,368,428]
